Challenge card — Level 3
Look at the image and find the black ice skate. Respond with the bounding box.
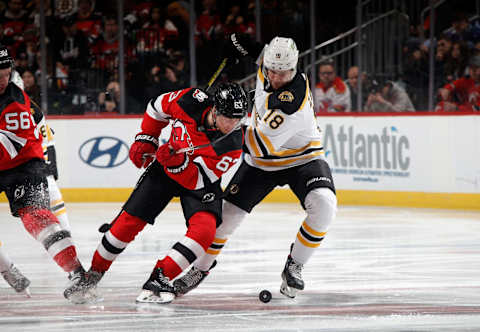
[173,260,216,297]
[1,264,31,297]
[136,268,176,304]
[280,255,304,298]
[64,267,103,304]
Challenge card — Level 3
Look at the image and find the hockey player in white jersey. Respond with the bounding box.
[34,109,71,231]
[174,35,337,298]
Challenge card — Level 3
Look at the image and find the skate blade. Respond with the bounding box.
[136,290,175,304]
[22,287,31,298]
[280,281,298,299]
[67,292,90,304]
[66,288,101,304]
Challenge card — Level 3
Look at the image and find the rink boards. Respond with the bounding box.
[1,113,479,210]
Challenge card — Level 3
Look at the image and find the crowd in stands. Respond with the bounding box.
[315,9,480,113]
[1,0,480,114]
[0,0,258,114]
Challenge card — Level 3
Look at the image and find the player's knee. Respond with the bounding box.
[217,201,247,237]
[109,211,147,243]
[304,188,337,230]
[186,211,217,250]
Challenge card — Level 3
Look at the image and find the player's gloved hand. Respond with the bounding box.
[156,140,189,173]
[222,33,260,65]
[129,132,159,168]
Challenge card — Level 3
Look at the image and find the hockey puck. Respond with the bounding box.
[259,289,272,303]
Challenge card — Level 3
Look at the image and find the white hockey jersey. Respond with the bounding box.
[243,66,325,171]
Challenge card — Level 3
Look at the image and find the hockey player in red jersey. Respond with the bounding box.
[0,45,86,301]
[64,82,248,304]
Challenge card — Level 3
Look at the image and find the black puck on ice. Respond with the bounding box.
[259,289,272,303]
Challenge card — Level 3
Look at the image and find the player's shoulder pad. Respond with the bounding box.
[212,129,243,156]
[177,87,214,122]
[0,83,26,110]
[267,73,307,115]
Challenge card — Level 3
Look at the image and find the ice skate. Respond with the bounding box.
[136,268,175,304]
[173,260,216,297]
[1,264,31,297]
[64,267,103,304]
[280,255,304,298]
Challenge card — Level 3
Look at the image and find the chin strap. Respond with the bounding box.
[211,109,219,130]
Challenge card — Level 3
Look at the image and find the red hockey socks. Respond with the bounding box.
[155,211,216,280]
[91,211,147,272]
[19,207,81,273]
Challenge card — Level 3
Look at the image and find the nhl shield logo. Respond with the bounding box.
[201,192,215,203]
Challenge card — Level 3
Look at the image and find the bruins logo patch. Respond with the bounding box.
[278,91,294,102]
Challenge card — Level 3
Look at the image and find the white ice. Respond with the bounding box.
[1,202,480,331]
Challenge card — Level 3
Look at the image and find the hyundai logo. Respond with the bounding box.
[79,136,129,168]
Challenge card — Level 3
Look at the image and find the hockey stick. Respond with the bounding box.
[205,57,228,92]
[142,115,246,160]
[98,120,245,234]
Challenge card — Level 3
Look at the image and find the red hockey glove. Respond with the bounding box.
[129,133,159,168]
[156,141,189,173]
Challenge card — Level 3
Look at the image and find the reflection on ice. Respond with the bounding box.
[1,203,480,331]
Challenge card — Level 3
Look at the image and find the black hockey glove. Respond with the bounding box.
[222,33,263,65]
[45,145,59,180]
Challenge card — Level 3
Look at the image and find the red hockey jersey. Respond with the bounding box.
[0,83,43,171]
[142,87,244,190]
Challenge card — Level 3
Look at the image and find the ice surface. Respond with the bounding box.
[1,203,480,331]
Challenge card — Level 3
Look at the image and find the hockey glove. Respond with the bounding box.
[129,133,159,168]
[45,145,59,180]
[223,33,262,65]
[156,140,189,174]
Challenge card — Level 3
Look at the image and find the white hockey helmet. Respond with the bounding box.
[263,37,299,71]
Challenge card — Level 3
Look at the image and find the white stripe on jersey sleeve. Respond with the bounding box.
[146,93,171,122]
[193,156,219,184]
[0,129,27,159]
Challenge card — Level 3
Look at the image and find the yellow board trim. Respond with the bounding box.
[1,189,479,210]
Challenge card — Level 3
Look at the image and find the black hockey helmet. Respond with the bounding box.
[213,82,248,118]
[0,45,14,70]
